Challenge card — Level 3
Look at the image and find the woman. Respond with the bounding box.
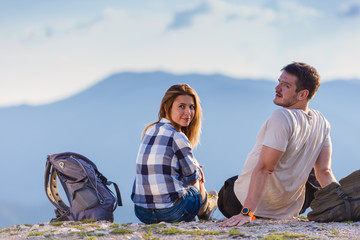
[131,84,218,223]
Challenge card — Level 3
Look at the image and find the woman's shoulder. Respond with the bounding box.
[144,118,176,137]
[161,119,191,147]
[145,118,190,146]
[144,118,172,133]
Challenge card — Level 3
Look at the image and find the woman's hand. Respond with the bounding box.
[199,165,205,183]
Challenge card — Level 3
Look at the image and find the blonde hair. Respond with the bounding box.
[143,84,202,148]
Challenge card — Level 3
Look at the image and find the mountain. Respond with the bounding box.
[0,71,359,228]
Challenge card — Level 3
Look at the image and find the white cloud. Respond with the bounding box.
[2,1,360,106]
[208,0,322,25]
[276,1,322,20]
[167,2,210,30]
[20,8,123,42]
[205,0,276,23]
[164,0,322,32]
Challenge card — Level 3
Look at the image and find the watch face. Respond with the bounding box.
[242,208,249,214]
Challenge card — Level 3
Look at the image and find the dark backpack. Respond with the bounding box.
[307,169,360,222]
[45,152,122,222]
[299,168,321,214]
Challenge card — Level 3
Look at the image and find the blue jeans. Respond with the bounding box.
[134,186,203,224]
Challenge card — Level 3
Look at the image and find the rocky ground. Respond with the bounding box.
[0,217,359,239]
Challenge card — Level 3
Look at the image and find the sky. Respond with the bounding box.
[1,0,360,107]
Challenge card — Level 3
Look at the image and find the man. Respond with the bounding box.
[219,62,337,227]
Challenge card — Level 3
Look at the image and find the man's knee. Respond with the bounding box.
[218,176,243,218]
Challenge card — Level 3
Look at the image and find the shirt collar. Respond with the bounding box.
[160,118,171,124]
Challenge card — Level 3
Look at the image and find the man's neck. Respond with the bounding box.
[285,102,309,115]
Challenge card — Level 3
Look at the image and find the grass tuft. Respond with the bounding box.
[72,225,86,231]
[298,216,308,221]
[0,228,10,233]
[28,231,48,237]
[158,228,182,235]
[110,223,119,228]
[77,231,95,238]
[121,223,132,227]
[159,227,224,236]
[282,232,308,238]
[88,223,100,228]
[143,232,153,240]
[228,228,244,236]
[142,223,167,230]
[329,228,339,236]
[264,231,308,239]
[49,221,63,226]
[81,219,96,223]
[110,228,133,234]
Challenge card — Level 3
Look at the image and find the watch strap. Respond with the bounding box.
[241,207,256,220]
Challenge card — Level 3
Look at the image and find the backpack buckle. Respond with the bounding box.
[97,173,107,183]
[336,188,351,200]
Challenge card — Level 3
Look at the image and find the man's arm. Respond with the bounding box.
[220,145,284,227]
[314,146,337,188]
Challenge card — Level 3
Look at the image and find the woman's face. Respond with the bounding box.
[169,95,195,127]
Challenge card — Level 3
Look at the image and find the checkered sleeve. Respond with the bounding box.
[172,132,200,184]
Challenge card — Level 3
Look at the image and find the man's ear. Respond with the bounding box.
[298,89,309,101]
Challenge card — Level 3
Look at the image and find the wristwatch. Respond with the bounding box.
[241,207,256,220]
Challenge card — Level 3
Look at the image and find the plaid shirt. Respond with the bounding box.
[131,118,200,209]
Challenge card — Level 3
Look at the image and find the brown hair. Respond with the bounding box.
[281,62,321,100]
[143,84,202,148]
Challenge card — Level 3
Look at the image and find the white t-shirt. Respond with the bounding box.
[234,108,331,219]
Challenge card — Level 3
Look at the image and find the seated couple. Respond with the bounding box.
[131,62,337,226]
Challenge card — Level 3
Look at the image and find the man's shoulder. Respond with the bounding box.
[311,109,331,126]
[271,108,327,119]
[268,108,329,127]
[268,108,291,120]
[309,108,326,118]
[272,108,290,115]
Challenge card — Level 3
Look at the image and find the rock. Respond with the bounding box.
[0,218,359,239]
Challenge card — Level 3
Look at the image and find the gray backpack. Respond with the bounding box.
[45,152,122,222]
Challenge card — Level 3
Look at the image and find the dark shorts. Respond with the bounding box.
[217,176,243,218]
[134,186,203,224]
[218,169,320,218]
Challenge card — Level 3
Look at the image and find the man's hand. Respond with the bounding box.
[219,213,251,227]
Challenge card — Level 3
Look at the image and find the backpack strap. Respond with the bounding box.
[51,209,71,222]
[336,186,353,220]
[44,156,70,221]
[108,180,123,207]
[95,170,122,207]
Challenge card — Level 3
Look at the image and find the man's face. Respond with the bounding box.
[273,71,300,108]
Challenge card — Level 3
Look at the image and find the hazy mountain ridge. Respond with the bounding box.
[0,71,359,228]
